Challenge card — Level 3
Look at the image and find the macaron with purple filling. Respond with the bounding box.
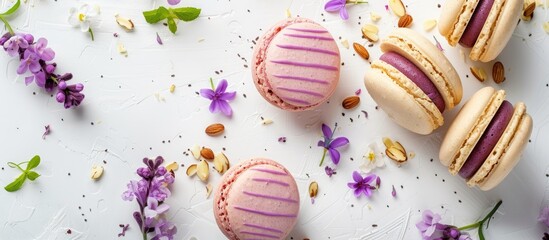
[364,28,463,135]
[438,0,522,62]
[213,158,300,240]
[252,17,340,111]
[439,87,533,191]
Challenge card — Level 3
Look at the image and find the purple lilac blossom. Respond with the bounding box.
[347,171,377,198]
[200,79,236,117]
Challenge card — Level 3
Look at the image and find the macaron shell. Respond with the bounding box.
[438,0,479,46]
[382,28,463,110]
[470,0,522,62]
[365,65,441,135]
[439,87,504,170]
[213,158,299,240]
[469,102,533,190]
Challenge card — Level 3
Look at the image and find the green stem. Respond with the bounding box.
[88,28,95,41]
[346,0,368,3]
[0,16,14,35]
[209,78,215,90]
[457,222,481,231]
[7,162,25,172]
[142,231,147,240]
[319,148,327,166]
[51,76,59,84]
[457,200,503,232]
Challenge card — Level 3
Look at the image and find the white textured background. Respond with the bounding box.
[0,0,548,239]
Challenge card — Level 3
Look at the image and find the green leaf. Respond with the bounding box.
[167,17,177,34]
[4,173,26,192]
[26,155,40,171]
[0,0,20,16]
[143,6,170,24]
[171,7,201,22]
[26,171,40,181]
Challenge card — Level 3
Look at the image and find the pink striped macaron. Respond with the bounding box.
[213,158,300,240]
[252,17,341,111]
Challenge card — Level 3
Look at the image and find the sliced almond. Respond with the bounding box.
[423,19,437,31]
[169,84,176,93]
[262,118,274,125]
[398,14,413,28]
[342,96,360,109]
[388,0,407,17]
[340,39,350,49]
[352,42,370,60]
[386,146,407,163]
[393,141,406,153]
[361,24,379,42]
[470,66,487,82]
[190,145,201,160]
[165,162,179,173]
[90,165,104,180]
[197,160,209,182]
[285,8,292,18]
[115,14,134,31]
[370,11,382,22]
[492,61,505,84]
[222,154,230,172]
[205,123,225,136]
[309,181,319,198]
[382,137,394,149]
[543,22,549,33]
[522,2,536,21]
[213,152,227,173]
[186,164,198,177]
[206,183,213,198]
[117,42,127,57]
[200,147,215,160]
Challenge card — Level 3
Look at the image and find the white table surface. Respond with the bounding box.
[1,0,548,239]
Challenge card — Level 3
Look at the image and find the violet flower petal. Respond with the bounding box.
[219,91,236,101]
[209,100,219,113]
[217,100,233,117]
[199,88,215,100]
[167,0,181,5]
[324,0,346,12]
[215,79,228,95]
[321,124,332,140]
[352,171,363,182]
[24,76,34,85]
[339,7,349,20]
[328,148,340,164]
[330,137,349,148]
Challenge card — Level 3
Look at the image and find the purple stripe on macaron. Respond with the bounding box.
[459,100,514,179]
[287,27,329,33]
[380,51,446,113]
[459,0,495,48]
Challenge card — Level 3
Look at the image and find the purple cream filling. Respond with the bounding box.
[459,100,514,179]
[459,0,496,48]
[380,51,445,113]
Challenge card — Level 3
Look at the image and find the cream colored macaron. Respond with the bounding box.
[439,87,533,191]
[438,0,522,62]
[364,28,462,135]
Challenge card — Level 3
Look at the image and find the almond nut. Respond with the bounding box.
[388,0,407,17]
[342,96,360,109]
[341,39,350,49]
[200,147,215,160]
[470,66,487,82]
[386,146,407,163]
[213,152,228,173]
[197,160,209,182]
[205,123,225,136]
[165,162,179,172]
[361,24,379,42]
[398,14,413,28]
[190,145,201,160]
[90,165,104,180]
[522,2,536,21]
[186,164,197,176]
[309,181,319,198]
[370,11,382,22]
[423,19,437,31]
[115,14,134,31]
[492,61,505,84]
[206,183,213,198]
[353,42,370,60]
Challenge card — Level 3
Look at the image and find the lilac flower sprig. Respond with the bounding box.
[416,200,503,240]
[324,0,367,20]
[200,78,236,117]
[122,156,177,240]
[318,123,349,166]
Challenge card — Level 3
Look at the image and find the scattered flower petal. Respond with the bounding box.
[325,166,337,177]
[433,36,443,51]
[391,185,396,197]
[118,224,129,237]
[42,125,50,139]
[355,89,362,95]
[156,32,163,45]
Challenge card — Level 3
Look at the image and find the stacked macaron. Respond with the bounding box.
[252,17,340,111]
[438,0,522,62]
[440,87,532,190]
[364,28,462,135]
[213,158,300,240]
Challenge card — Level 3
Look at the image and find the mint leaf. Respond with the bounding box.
[143,6,169,23]
[4,173,26,192]
[167,17,177,34]
[0,0,20,16]
[26,171,40,181]
[26,155,40,171]
[171,7,201,21]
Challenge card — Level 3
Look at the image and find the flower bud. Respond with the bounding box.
[137,167,152,178]
[23,34,34,44]
[74,83,84,91]
[45,64,56,74]
[156,167,167,176]
[58,81,67,90]
[55,92,65,103]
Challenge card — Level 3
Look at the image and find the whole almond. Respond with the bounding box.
[470,66,486,82]
[388,0,407,17]
[342,96,360,109]
[200,147,215,160]
[205,123,225,136]
[522,2,535,21]
[309,181,319,198]
[398,14,413,28]
[352,42,370,60]
[492,61,505,84]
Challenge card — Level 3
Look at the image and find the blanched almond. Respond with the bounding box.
[388,0,407,17]
[206,183,213,198]
[90,165,104,180]
[190,145,201,160]
[115,14,134,31]
[213,152,226,173]
[340,39,350,49]
[197,160,209,182]
[361,24,379,42]
[423,19,437,31]
[186,164,198,176]
[470,66,487,82]
[165,162,179,172]
[370,11,382,22]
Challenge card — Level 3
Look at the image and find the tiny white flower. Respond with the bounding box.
[68,4,100,33]
[359,143,385,173]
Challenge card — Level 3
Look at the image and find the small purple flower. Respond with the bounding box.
[324,0,367,20]
[17,50,40,75]
[118,224,129,237]
[318,123,349,165]
[347,171,377,198]
[42,125,51,140]
[3,35,28,57]
[56,81,85,109]
[144,197,170,218]
[539,206,549,227]
[416,210,445,240]
[167,0,181,5]
[442,227,471,240]
[152,218,177,240]
[30,38,55,61]
[200,78,236,117]
[324,166,336,177]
